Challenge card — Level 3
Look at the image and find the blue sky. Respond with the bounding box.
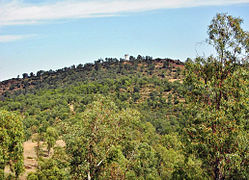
[0,0,248,81]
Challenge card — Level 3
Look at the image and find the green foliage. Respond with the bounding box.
[27,158,69,180]
[65,96,140,179]
[64,96,187,179]
[0,13,247,180]
[45,127,59,156]
[27,145,70,180]
[0,110,24,179]
[184,13,249,179]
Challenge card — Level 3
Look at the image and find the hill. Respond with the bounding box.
[0,13,248,180]
[0,56,189,179]
[0,57,184,98]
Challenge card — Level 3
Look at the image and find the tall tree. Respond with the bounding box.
[65,96,162,179]
[184,13,249,179]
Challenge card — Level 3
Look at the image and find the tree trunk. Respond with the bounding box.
[214,158,224,180]
[88,171,91,180]
[0,166,4,180]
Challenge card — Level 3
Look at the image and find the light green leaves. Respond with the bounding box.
[184,13,249,179]
[0,110,24,178]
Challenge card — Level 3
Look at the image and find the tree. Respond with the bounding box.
[36,70,45,77]
[22,73,29,79]
[45,127,59,156]
[184,13,249,179]
[27,158,69,180]
[175,67,181,78]
[65,96,161,180]
[32,132,44,159]
[30,72,35,77]
[0,110,24,179]
[163,60,170,69]
[208,13,248,65]
[65,97,126,179]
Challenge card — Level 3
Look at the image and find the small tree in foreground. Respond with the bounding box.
[0,110,24,179]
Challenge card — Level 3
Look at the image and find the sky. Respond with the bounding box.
[0,0,248,81]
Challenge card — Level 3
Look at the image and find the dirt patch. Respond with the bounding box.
[20,140,38,180]
[56,139,66,148]
[155,62,163,68]
[168,79,182,83]
[69,104,75,114]
[4,139,66,179]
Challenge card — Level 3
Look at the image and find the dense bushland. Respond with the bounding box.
[0,13,248,179]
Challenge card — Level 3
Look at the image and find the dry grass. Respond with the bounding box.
[3,139,66,179]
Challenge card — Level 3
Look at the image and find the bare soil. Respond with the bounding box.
[20,140,38,180]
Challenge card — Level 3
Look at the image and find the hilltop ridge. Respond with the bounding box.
[0,56,184,98]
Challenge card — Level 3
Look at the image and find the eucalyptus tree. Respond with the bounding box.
[65,96,163,179]
[45,127,59,156]
[0,110,24,179]
[184,13,249,179]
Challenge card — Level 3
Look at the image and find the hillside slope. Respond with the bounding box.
[0,57,184,98]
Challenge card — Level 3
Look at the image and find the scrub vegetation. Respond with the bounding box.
[0,13,248,180]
